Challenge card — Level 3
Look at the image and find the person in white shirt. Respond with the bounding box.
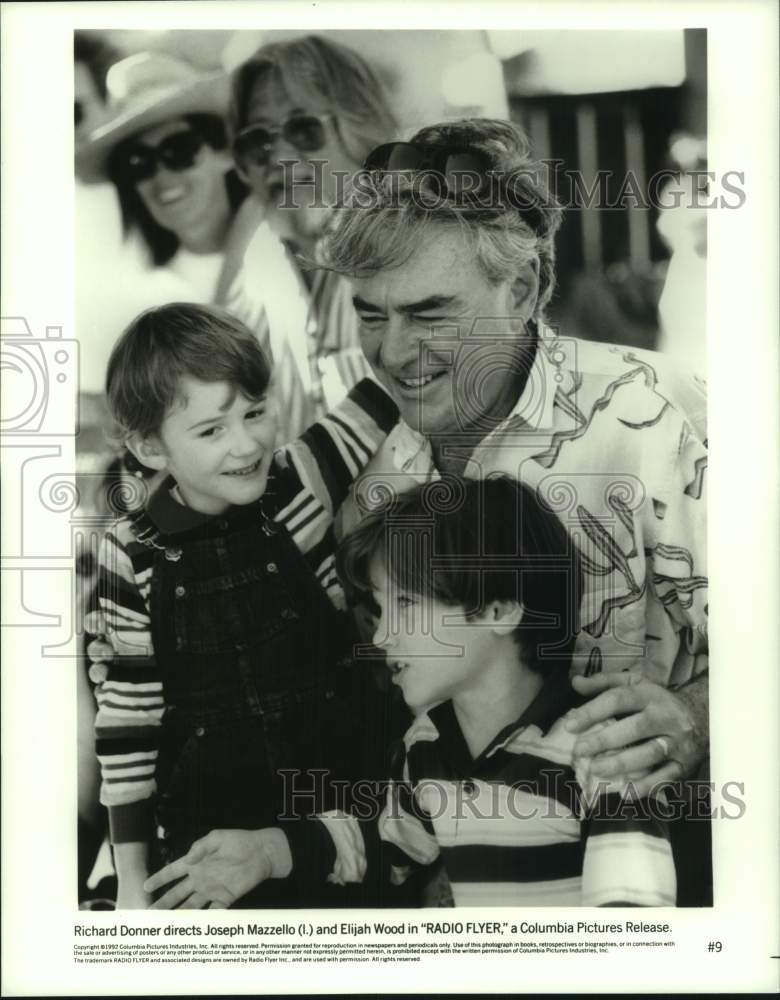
[76,51,263,316]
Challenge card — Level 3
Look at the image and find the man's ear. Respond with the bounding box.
[487,600,524,636]
[510,257,540,322]
[125,432,169,473]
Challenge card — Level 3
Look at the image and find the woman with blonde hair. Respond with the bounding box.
[221,35,399,443]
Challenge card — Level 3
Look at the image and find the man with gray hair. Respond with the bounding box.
[321,117,709,796]
[141,117,711,909]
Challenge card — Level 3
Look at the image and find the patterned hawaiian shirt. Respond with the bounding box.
[340,325,708,687]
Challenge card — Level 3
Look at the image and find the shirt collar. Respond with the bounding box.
[145,472,277,536]
[505,322,560,431]
[427,664,582,774]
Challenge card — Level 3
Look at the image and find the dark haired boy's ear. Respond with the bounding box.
[487,600,524,635]
[125,432,169,473]
[510,258,539,322]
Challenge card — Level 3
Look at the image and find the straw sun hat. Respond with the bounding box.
[75,51,230,182]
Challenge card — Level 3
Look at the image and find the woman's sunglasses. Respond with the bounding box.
[232,113,333,171]
[113,129,205,185]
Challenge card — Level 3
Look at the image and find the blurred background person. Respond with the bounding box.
[76,50,258,306]
[654,132,708,375]
[75,32,120,142]
[220,35,400,443]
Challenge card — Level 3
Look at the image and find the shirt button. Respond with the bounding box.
[218,519,229,531]
[266,562,278,574]
[462,780,476,795]
[175,637,184,651]
[175,585,186,598]
[195,727,205,737]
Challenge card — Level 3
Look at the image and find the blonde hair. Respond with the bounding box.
[230,35,398,162]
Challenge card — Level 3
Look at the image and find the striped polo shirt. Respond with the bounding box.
[317,671,676,907]
[87,379,397,844]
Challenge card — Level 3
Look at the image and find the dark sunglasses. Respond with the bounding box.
[113,129,205,185]
[363,141,543,226]
[364,142,493,196]
[232,113,333,171]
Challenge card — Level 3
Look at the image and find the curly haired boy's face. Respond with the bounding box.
[141,377,277,515]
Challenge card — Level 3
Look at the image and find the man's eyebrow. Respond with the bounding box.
[353,295,383,313]
[352,294,456,314]
[398,295,457,315]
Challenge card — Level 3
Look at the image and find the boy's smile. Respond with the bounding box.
[145,377,278,516]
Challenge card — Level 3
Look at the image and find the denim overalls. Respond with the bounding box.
[139,497,355,908]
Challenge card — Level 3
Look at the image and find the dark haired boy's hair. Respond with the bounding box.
[106,302,272,439]
[107,114,248,266]
[337,476,582,673]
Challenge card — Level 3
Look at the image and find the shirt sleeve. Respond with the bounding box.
[645,410,709,686]
[376,769,441,886]
[578,777,677,906]
[88,526,163,845]
[292,740,440,890]
[271,379,398,604]
[276,378,399,516]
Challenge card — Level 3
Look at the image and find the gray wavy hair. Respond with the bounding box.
[318,118,564,319]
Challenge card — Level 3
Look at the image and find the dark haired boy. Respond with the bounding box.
[146,476,676,908]
[88,302,397,909]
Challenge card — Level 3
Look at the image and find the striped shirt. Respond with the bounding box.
[224,222,372,445]
[341,325,708,688]
[87,379,397,844]
[315,675,676,907]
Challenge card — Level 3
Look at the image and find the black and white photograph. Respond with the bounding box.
[2,2,778,996]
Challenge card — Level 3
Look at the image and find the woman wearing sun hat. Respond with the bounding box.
[76,50,264,304]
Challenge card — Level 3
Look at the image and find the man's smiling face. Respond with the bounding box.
[350,226,532,438]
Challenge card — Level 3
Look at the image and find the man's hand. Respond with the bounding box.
[565,668,709,797]
[143,829,290,910]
